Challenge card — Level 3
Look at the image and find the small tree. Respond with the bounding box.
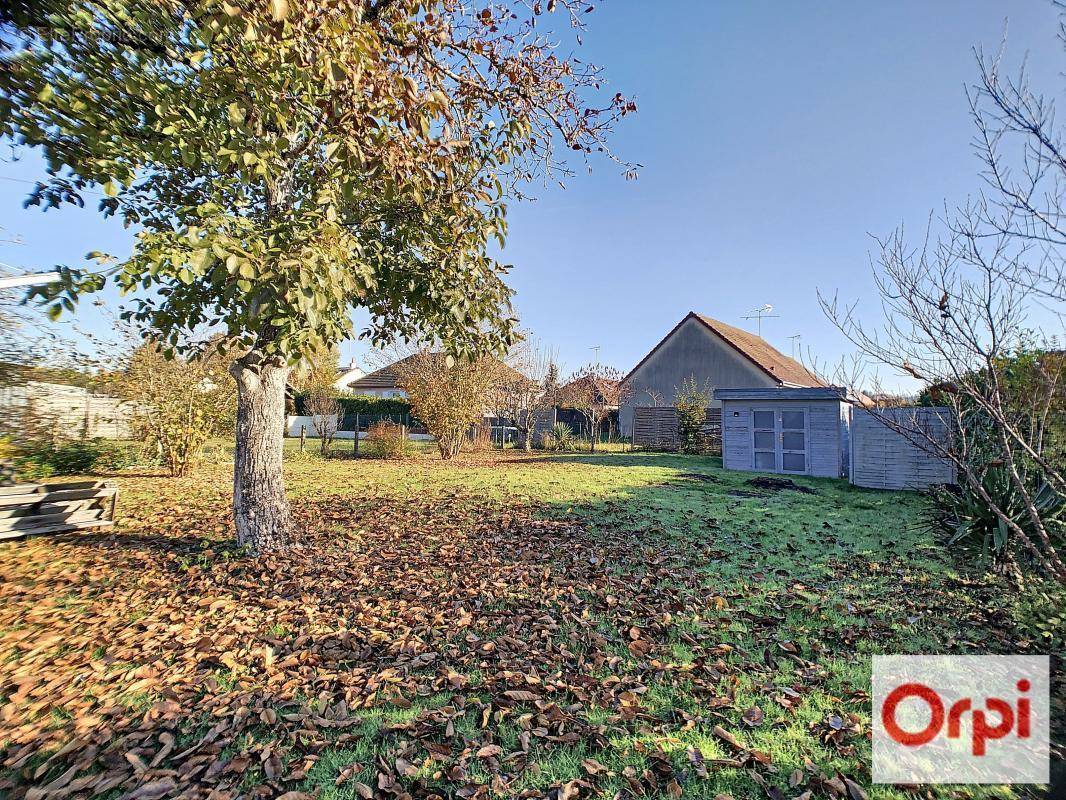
[544,362,560,398]
[296,346,342,453]
[305,384,341,455]
[113,343,236,477]
[394,350,499,460]
[674,376,713,454]
[559,364,631,452]
[495,338,555,451]
[821,37,1065,582]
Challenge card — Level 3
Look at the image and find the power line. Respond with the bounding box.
[0,174,107,197]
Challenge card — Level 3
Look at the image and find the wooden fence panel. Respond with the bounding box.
[633,407,722,454]
[850,407,956,490]
[633,407,678,450]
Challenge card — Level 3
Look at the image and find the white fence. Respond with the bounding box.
[0,381,136,440]
[849,407,956,490]
[285,415,434,441]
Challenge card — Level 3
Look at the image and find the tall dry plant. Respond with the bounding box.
[299,347,342,454]
[394,349,499,460]
[493,337,556,451]
[113,343,236,477]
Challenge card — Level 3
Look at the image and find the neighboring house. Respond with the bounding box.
[333,360,366,392]
[342,358,411,399]
[619,311,825,437]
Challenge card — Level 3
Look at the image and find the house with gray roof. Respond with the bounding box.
[342,356,417,398]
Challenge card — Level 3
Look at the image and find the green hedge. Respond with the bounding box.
[293,393,411,416]
[12,438,143,481]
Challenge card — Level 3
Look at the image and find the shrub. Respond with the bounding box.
[362,421,408,459]
[1015,581,1066,653]
[47,439,109,474]
[113,343,237,477]
[13,453,55,481]
[9,438,143,481]
[93,441,142,471]
[394,350,499,460]
[927,467,1064,572]
[294,393,412,417]
[675,376,713,454]
[542,422,577,452]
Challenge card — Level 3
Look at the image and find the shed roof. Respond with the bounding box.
[623,312,826,388]
[714,387,846,402]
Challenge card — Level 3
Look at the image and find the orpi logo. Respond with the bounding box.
[872,655,1049,784]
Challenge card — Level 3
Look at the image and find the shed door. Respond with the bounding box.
[779,409,808,474]
[752,409,778,471]
[751,408,809,474]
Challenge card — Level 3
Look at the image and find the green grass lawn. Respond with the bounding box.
[0,449,1054,800]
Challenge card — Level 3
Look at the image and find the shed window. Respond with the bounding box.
[755,451,775,470]
[753,410,774,429]
[782,431,805,450]
[782,452,805,472]
[754,431,774,450]
[782,411,805,430]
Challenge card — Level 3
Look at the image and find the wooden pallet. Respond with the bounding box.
[0,480,118,540]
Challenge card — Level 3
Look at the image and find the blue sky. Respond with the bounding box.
[1,1,1062,389]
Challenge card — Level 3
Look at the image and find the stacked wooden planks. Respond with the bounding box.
[0,480,118,540]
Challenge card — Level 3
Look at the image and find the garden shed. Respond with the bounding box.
[715,387,849,478]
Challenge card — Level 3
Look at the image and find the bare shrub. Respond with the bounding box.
[363,421,408,460]
[558,364,632,452]
[305,386,341,455]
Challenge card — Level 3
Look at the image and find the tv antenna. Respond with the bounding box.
[590,345,601,364]
[743,304,779,337]
[787,334,802,358]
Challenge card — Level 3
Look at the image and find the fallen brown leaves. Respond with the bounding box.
[0,463,1036,799]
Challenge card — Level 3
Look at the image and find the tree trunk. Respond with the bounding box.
[589,415,597,452]
[231,352,293,552]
